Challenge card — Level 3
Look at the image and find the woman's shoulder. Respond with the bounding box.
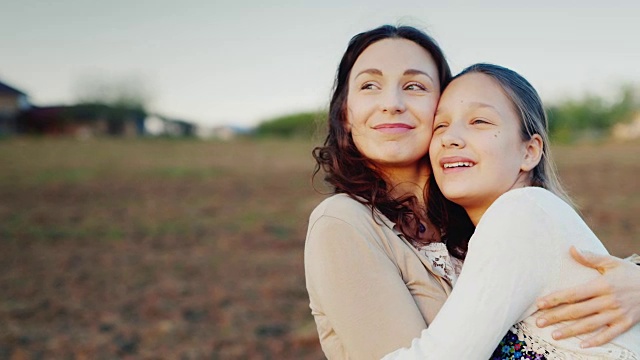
[307,193,395,235]
[310,193,376,222]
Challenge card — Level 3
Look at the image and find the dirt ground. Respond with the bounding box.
[0,138,638,359]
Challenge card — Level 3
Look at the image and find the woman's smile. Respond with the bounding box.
[372,122,415,134]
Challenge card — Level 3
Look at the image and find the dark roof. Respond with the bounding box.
[0,80,27,96]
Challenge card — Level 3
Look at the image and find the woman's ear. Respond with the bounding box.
[344,107,352,132]
[521,134,543,171]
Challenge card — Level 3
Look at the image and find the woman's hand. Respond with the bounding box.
[535,246,640,348]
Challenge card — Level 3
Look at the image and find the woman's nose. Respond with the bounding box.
[380,88,406,114]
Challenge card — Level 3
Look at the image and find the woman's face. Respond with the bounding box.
[346,38,440,172]
[429,73,537,220]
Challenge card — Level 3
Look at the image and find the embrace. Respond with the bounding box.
[305,25,640,359]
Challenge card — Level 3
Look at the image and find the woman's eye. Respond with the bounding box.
[361,82,378,90]
[405,82,426,91]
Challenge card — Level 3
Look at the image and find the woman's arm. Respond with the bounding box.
[305,214,430,359]
[536,247,640,348]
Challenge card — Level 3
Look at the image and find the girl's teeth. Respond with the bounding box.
[444,162,473,168]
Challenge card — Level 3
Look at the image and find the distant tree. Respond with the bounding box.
[546,84,639,142]
[608,84,640,124]
[255,111,327,139]
[72,74,154,135]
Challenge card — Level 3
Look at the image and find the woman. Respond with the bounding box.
[304,25,640,359]
[382,63,639,359]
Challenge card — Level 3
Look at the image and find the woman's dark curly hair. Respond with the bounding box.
[312,25,473,258]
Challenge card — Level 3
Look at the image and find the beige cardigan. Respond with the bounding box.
[305,194,454,359]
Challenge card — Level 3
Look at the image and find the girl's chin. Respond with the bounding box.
[439,185,472,199]
[440,189,477,206]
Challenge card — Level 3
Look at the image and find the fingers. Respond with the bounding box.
[547,310,619,340]
[580,320,632,348]
[536,297,608,327]
[539,248,625,310]
[537,279,608,310]
[569,246,612,274]
[569,246,600,270]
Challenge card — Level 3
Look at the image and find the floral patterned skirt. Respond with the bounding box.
[489,322,638,360]
[490,325,548,360]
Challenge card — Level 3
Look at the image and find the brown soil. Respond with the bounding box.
[0,138,637,359]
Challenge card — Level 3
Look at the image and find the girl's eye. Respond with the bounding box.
[405,82,426,91]
[472,118,491,125]
[433,122,448,131]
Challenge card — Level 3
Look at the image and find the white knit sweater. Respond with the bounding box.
[384,187,640,359]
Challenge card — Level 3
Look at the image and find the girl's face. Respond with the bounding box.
[346,38,440,172]
[429,73,541,223]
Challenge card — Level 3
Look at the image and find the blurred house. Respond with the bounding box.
[195,125,253,140]
[612,113,640,140]
[18,104,142,138]
[0,79,30,135]
[142,115,195,137]
[1,77,199,138]
[18,106,197,138]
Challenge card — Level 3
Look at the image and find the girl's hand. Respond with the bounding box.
[535,246,640,348]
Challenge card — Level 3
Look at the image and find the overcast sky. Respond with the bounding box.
[2,0,639,127]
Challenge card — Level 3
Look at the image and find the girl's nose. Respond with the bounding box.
[440,126,465,148]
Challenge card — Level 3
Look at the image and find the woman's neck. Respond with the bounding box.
[383,163,431,204]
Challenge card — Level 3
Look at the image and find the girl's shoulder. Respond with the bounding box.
[477,187,603,254]
[476,187,577,240]
[488,187,572,218]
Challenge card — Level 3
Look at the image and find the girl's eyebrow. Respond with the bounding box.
[466,101,498,111]
[435,102,498,117]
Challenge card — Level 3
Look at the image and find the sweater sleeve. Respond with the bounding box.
[383,188,562,360]
[305,214,430,359]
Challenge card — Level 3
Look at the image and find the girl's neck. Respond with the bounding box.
[464,206,486,227]
[464,176,533,226]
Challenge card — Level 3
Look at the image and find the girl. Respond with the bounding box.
[383,63,640,359]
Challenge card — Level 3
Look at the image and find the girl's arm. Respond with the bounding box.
[536,248,640,347]
[383,188,560,359]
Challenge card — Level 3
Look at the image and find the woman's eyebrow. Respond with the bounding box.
[404,69,434,82]
[354,68,383,79]
[353,68,435,83]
